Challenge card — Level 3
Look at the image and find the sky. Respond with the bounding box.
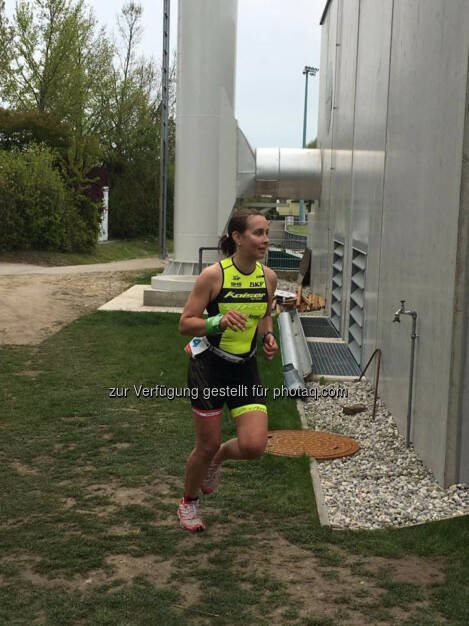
[4,0,324,148]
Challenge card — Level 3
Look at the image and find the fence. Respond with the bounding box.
[266,218,307,271]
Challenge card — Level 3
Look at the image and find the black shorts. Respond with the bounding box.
[187,349,268,419]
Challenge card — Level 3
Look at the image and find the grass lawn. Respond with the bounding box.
[286,225,307,236]
[0,312,468,624]
[0,238,173,267]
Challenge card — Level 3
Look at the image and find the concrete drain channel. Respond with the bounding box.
[277,309,363,526]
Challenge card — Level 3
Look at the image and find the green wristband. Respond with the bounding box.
[205,313,224,335]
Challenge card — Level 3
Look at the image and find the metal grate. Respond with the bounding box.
[331,239,344,333]
[300,317,339,338]
[348,247,367,365]
[308,341,361,377]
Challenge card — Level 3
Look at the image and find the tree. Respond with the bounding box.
[0,1,115,180]
[0,107,72,152]
[0,0,177,245]
[105,1,176,239]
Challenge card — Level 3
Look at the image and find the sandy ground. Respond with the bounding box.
[0,258,164,345]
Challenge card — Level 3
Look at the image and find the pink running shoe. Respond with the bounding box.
[201,461,222,495]
[177,497,206,532]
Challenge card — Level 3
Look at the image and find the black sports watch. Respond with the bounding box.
[262,330,277,344]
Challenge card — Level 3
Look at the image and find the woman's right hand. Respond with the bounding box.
[220,310,247,332]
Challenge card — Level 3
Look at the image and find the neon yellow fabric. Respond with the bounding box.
[231,403,267,418]
[206,257,268,356]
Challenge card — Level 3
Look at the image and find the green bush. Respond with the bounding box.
[0,144,101,252]
[108,155,158,239]
[0,144,67,250]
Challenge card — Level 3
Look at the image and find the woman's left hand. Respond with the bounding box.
[263,333,278,361]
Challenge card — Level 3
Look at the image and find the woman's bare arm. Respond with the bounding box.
[178,265,220,336]
[178,264,248,336]
[258,266,278,360]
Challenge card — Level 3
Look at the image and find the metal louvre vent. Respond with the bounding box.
[331,239,344,332]
[348,247,367,365]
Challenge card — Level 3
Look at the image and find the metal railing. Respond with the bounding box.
[262,217,306,271]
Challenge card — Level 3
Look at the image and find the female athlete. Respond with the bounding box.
[177,208,278,532]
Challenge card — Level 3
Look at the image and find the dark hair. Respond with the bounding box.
[218,208,263,256]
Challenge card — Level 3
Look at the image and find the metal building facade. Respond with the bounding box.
[315,0,469,486]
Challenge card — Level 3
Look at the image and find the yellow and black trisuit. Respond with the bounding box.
[188,256,269,419]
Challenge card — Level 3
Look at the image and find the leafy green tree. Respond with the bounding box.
[106,1,176,239]
[0,0,176,248]
[0,107,72,151]
[0,1,114,181]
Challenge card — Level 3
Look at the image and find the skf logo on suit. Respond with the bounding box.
[250,281,263,287]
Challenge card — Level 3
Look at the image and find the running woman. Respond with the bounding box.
[177,208,278,532]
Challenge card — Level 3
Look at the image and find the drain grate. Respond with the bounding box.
[266,430,360,459]
[300,316,339,338]
[308,341,361,377]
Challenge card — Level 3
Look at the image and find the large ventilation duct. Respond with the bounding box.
[237,130,322,200]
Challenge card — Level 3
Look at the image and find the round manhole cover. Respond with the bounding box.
[266,430,359,460]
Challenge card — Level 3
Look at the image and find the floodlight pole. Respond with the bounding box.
[159,0,170,259]
[299,65,318,225]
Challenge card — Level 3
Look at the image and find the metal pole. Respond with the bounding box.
[299,66,318,225]
[299,71,309,225]
[406,314,418,447]
[302,72,309,149]
[158,0,170,259]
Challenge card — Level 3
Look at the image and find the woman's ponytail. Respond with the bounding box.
[219,233,236,256]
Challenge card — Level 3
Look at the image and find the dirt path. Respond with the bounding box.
[0,258,164,345]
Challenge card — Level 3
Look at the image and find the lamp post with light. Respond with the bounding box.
[299,65,319,224]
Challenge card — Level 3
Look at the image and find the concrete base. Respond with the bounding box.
[143,273,196,307]
[150,274,197,291]
[143,288,190,307]
[163,260,211,275]
[99,284,183,313]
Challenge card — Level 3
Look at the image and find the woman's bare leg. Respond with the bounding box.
[184,412,222,498]
[211,410,268,464]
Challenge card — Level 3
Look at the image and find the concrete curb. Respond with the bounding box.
[296,399,331,528]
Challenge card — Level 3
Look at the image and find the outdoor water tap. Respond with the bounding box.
[393,300,406,322]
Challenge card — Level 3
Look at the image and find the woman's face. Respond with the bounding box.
[234,215,270,259]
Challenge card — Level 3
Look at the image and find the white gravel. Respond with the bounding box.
[277,277,469,529]
[302,378,469,530]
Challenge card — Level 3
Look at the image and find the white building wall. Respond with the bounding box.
[318,0,469,486]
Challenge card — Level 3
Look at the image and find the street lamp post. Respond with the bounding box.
[299,65,319,224]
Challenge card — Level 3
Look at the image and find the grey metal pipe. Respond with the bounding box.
[393,300,418,447]
[198,247,219,275]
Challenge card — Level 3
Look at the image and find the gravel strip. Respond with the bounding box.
[302,379,469,530]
